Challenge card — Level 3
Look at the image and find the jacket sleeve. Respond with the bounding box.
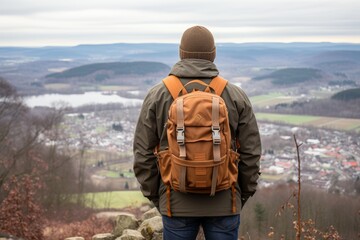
[235,88,261,198]
[133,88,160,207]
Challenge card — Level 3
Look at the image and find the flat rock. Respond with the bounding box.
[113,213,139,237]
[117,229,145,240]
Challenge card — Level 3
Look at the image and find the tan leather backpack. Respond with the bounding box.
[157,75,240,216]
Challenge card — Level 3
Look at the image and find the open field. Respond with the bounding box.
[83,149,132,166]
[250,93,299,108]
[309,89,340,99]
[95,126,107,134]
[256,113,319,124]
[260,173,289,181]
[44,83,72,90]
[97,170,121,178]
[256,112,360,132]
[250,88,342,108]
[99,85,137,91]
[96,169,134,178]
[82,191,149,209]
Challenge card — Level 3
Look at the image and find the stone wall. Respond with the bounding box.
[65,208,163,240]
[1,208,205,240]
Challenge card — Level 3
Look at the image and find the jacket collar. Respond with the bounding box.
[169,59,219,78]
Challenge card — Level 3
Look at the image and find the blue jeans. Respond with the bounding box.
[162,215,240,240]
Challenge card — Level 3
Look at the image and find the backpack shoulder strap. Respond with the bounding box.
[163,75,228,99]
[209,76,228,96]
[162,75,184,100]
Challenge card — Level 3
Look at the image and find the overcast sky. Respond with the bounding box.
[0,0,359,47]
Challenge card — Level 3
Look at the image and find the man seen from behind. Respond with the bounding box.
[133,25,261,240]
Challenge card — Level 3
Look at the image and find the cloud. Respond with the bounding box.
[0,0,359,46]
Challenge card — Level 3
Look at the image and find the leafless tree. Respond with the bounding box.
[0,77,77,205]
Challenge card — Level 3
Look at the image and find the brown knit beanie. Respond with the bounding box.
[179,26,216,62]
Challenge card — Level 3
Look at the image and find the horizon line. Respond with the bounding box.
[1,41,360,48]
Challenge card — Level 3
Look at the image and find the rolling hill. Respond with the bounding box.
[45,61,170,79]
[331,88,360,101]
[1,42,360,95]
[312,50,360,63]
[253,68,324,85]
[44,61,170,86]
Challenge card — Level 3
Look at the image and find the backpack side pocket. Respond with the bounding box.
[157,150,172,185]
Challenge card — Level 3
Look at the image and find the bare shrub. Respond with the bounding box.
[0,166,44,239]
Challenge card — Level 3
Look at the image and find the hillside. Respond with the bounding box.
[255,89,360,119]
[310,51,360,72]
[312,50,360,63]
[42,61,171,89]
[331,88,360,101]
[1,43,360,95]
[45,61,170,79]
[253,68,323,85]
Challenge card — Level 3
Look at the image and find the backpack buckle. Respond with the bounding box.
[177,127,185,145]
[212,126,221,144]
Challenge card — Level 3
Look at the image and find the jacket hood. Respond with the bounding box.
[169,59,219,78]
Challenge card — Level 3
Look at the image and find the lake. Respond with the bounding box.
[25,91,143,108]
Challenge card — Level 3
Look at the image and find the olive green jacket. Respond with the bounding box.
[133,59,261,216]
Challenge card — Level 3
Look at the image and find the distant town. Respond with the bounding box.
[259,123,359,194]
[60,108,138,153]
[52,107,360,194]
